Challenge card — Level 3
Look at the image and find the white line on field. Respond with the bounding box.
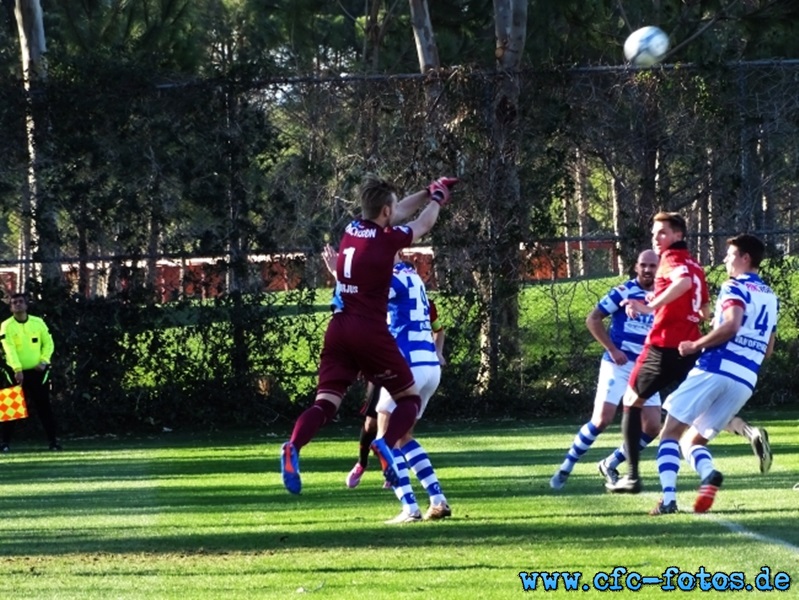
[641,491,799,555]
[702,515,799,555]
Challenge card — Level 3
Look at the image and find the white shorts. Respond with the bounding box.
[663,369,752,441]
[595,359,660,407]
[376,364,441,420]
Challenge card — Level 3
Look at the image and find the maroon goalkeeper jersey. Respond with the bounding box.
[335,219,413,323]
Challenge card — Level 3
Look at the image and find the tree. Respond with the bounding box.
[468,0,527,393]
[10,0,62,289]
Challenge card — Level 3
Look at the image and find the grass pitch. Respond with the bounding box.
[0,413,797,599]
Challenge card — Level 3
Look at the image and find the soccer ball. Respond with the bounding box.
[623,26,669,67]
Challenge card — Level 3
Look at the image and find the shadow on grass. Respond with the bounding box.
[1,512,785,557]
[0,419,797,558]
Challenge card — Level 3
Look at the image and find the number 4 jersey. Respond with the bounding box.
[695,273,779,390]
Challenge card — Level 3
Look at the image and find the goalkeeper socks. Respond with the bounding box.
[383,395,421,447]
[401,439,446,505]
[290,399,337,450]
[559,422,602,474]
[656,439,681,504]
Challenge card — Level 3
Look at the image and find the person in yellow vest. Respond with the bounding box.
[0,293,60,452]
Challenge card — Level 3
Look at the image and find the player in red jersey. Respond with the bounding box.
[280,174,457,494]
[606,211,710,494]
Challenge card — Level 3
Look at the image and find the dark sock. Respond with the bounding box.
[621,405,643,479]
[358,424,377,467]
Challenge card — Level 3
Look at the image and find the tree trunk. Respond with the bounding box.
[737,70,760,232]
[15,0,62,289]
[223,87,251,396]
[408,0,444,124]
[472,0,527,395]
[574,148,589,277]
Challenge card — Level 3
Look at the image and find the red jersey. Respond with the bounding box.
[647,242,709,348]
[335,219,413,323]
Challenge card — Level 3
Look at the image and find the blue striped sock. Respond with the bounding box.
[606,431,654,468]
[559,422,602,474]
[689,445,715,481]
[391,448,419,514]
[401,439,446,506]
[656,439,681,504]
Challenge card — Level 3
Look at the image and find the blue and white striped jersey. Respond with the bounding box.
[696,273,778,390]
[330,282,345,312]
[386,262,439,368]
[596,279,654,362]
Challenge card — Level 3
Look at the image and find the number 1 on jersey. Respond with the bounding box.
[342,247,355,279]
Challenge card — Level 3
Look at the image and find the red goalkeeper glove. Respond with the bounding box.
[427,177,459,206]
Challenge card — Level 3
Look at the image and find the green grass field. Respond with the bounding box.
[1,415,797,599]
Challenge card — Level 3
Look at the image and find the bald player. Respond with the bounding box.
[551,249,662,489]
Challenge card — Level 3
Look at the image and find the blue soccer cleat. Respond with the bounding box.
[281,441,301,494]
[370,438,400,488]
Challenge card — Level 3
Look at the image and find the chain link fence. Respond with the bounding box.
[0,61,797,433]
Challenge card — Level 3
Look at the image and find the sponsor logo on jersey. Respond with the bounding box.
[345,222,377,238]
[733,335,768,353]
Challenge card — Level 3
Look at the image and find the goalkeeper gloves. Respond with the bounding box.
[427,177,459,206]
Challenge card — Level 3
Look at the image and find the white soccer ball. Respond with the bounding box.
[624,26,670,67]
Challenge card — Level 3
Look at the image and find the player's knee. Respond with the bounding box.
[313,398,338,425]
[364,416,377,433]
[643,422,661,439]
[396,394,421,412]
[593,407,615,429]
[398,433,413,447]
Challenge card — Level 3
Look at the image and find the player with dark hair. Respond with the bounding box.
[551,249,661,489]
[607,211,710,494]
[650,234,778,514]
[280,174,457,495]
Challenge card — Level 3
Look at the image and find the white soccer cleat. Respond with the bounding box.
[384,509,422,525]
[550,471,569,490]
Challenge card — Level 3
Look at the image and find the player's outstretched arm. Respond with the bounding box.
[391,177,458,227]
[407,200,440,242]
[405,177,457,242]
[391,189,429,225]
